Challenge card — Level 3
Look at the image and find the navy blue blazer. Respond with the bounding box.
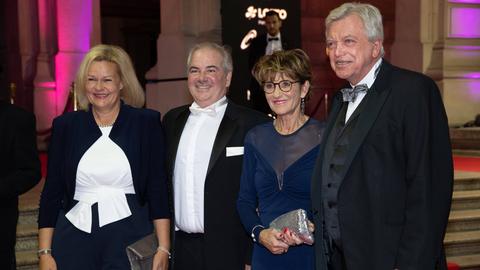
[38,103,170,228]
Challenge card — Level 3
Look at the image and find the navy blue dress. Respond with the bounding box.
[237,118,324,270]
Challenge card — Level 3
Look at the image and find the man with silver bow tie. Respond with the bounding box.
[163,42,268,270]
[310,3,453,270]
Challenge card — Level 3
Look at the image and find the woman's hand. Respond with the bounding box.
[308,220,315,233]
[39,254,57,270]
[258,228,289,254]
[152,219,170,270]
[281,228,304,246]
[152,250,169,270]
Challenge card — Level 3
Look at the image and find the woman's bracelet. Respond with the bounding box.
[37,248,52,257]
[157,246,171,259]
[251,224,265,242]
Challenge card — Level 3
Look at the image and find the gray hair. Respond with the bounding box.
[186,42,233,73]
[326,2,384,56]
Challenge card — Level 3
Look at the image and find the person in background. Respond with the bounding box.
[248,10,291,115]
[310,3,453,269]
[38,44,170,270]
[163,42,268,270]
[237,49,325,270]
[0,98,41,270]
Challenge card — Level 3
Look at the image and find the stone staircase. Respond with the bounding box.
[445,170,480,269]
[16,179,43,270]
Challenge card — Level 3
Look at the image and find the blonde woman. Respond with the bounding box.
[38,45,170,270]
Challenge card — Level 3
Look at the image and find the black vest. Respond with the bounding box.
[321,98,368,246]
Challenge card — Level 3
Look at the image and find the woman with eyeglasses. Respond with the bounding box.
[237,49,325,270]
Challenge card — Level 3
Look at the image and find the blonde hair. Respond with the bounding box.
[74,44,145,110]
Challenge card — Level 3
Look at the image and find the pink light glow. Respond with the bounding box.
[450,7,480,38]
[467,81,480,99]
[55,0,93,114]
[464,72,480,79]
[56,1,92,51]
[35,81,57,88]
[449,0,480,3]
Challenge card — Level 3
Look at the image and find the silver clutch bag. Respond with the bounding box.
[126,233,157,270]
[269,209,314,245]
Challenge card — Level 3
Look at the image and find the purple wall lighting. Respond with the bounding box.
[467,81,480,99]
[449,0,480,3]
[450,7,480,38]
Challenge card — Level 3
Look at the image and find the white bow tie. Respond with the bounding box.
[189,106,217,116]
[189,98,227,116]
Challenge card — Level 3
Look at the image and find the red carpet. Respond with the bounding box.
[453,155,480,172]
[40,152,48,177]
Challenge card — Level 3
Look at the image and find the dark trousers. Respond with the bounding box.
[52,195,152,270]
[0,200,19,270]
[173,231,206,270]
[327,239,347,270]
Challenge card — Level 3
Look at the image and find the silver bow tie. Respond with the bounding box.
[340,84,368,103]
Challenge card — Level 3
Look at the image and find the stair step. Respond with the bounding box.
[16,223,38,252]
[444,230,480,257]
[16,250,38,269]
[453,149,480,157]
[447,253,480,269]
[454,171,480,191]
[447,209,480,232]
[451,190,480,210]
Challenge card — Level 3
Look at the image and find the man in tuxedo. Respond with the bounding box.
[0,99,41,269]
[311,3,453,270]
[248,10,290,114]
[163,42,268,270]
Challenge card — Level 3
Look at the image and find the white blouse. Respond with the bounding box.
[65,126,135,233]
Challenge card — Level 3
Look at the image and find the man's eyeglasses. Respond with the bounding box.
[262,80,300,94]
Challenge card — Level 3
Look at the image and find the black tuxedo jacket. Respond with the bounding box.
[311,60,453,270]
[0,101,41,267]
[248,33,290,71]
[0,101,41,201]
[163,100,268,270]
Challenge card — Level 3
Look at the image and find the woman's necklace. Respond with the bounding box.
[274,114,309,135]
[93,108,118,128]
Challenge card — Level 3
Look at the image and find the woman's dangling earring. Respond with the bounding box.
[300,97,305,114]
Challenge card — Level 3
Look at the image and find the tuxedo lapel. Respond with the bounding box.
[338,63,392,184]
[168,108,190,172]
[206,103,238,176]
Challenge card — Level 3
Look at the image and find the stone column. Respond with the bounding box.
[423,0,480,126]
[17,0,39,110]
[145,0,221,115]
[54,0,94,116]
[33,0,57,149]
[390,0,423,72]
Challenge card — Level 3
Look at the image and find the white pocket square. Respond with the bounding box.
[226,146,244,157]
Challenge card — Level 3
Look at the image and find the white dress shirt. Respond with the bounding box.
[174,97,227,233]
[266,33,283,55]
[345,58,383,122]
[65,126,135,233]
